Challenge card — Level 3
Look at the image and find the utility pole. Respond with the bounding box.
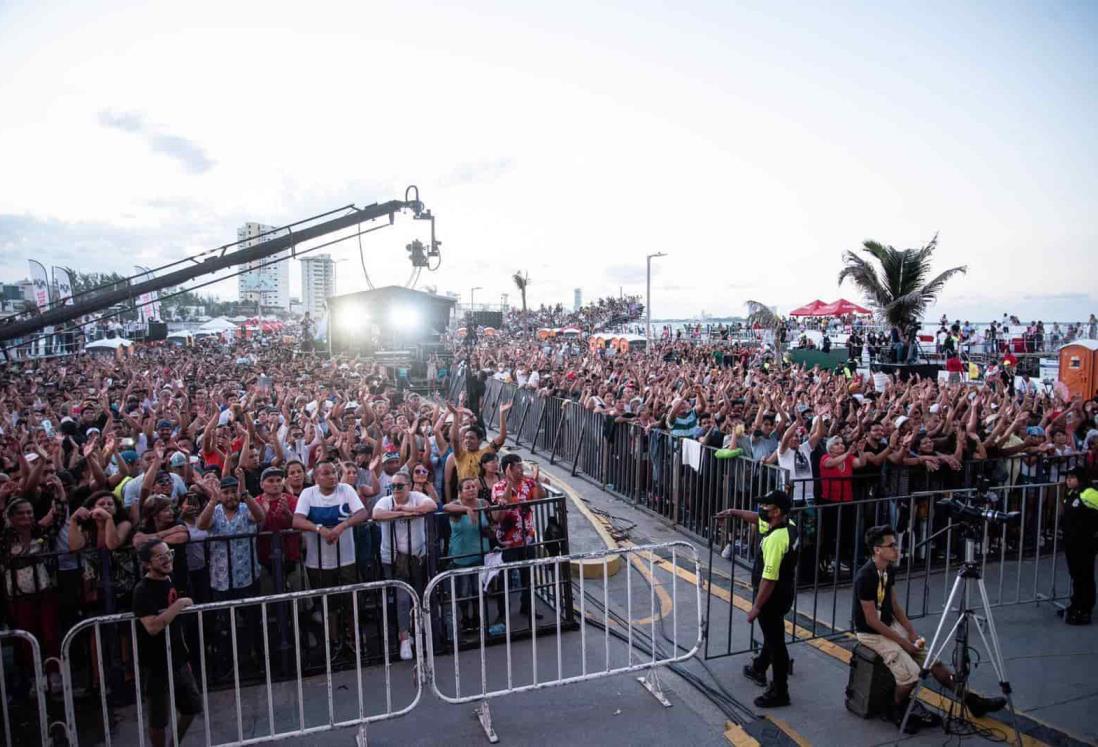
[646,252,666,343]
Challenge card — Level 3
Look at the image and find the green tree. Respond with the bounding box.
[837,234,966,329]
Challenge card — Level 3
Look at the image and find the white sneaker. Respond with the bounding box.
[399,637,413,661]
[311,609,324,625]
[721,543,733,560]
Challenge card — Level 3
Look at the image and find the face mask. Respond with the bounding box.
[758,505,770,523]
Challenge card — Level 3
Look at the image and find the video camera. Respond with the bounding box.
[936,476,1021,526]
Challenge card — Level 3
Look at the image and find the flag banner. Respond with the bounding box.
[53,267,74,305]
[28,260,50,310]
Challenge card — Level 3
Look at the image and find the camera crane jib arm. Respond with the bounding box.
[1,191,435,343]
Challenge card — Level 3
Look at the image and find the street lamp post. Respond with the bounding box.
[470,286,483,313]
[646,252,667,343]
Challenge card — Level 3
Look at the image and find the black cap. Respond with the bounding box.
[219,476,239,489]
[758,489,793,515]
[1066,466,1089,483]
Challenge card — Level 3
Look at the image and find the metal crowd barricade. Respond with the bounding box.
[57,579,423,747]
[422,541,703,742]
[798,482,1064,645]
[0,629,49,747]
[703,481,1071,658]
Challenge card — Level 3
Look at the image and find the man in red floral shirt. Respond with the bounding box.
[492,453,544,622]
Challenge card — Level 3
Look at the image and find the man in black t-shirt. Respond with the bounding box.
[132,539,202,747]
[854,526,1005,733]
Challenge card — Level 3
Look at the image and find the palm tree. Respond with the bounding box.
[838,234,966,329]
[745,300,785,355]
[512,271,529,332]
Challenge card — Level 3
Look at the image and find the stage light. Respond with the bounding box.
[337,304,369,333]
[388,304,421,330]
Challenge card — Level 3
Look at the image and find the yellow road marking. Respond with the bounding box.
[723,721,760,746]
[764,716,810,747]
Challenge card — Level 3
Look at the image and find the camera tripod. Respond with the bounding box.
[900,526,1021,745]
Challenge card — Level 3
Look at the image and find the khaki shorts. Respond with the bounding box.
[855,621,932,687]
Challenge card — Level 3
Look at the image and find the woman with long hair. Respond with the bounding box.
[68,489,136,610]
[477,451,500,503]
[284,459,310,497]
[3,498,62,680]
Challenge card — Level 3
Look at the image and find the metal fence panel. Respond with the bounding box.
[58,579,423,747]
[0,629,49,747]
[422,541,702,705]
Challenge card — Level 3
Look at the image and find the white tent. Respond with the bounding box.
[195,318,238,336]
[167,330,194,341]
[85,337,133,351]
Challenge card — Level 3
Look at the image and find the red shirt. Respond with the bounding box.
[945,356,964,373]
[256,492,301,564]
[819,457,854,503]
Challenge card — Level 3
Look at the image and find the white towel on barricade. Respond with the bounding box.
[480,551,504,592]
[681,438,703,472]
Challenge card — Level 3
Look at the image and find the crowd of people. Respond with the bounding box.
[502,294,644,335]
[2,301,1097,740]
[457,328,1098,613]
[0,337,565,744]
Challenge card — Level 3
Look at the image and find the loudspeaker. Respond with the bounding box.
[469,310,503,329]
[845,644,896,718]
[146,321,168,341]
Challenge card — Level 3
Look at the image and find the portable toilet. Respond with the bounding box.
[1057,340,1098,399]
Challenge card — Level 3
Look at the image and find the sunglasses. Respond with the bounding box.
[392,483,409,490]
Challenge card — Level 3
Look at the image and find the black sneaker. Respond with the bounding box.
[908,700,942,728]
[742,664,768,688]
[965,692,1007,717]
[754,688,790,708]
[1065,610,1092,626]
[892,701,921,734]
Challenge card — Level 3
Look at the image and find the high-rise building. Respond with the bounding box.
[237,222,290,310]
[574,288,582,311]
[300,254,335,319]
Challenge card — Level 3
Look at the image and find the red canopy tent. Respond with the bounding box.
[815,298,871,316]
[788,299,827,317]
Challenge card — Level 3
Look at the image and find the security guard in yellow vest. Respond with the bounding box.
[716,489,798,707]
[1063,467,1098,625]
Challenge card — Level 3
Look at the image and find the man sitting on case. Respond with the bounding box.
[854,525,1006,733]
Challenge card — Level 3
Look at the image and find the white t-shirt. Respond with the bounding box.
[295,483,365,569]
[778,440,815,505]
[374,491,433,561]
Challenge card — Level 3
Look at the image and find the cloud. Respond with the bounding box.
[0,213,234,282]
[441,157,513,187]
[98,109,215,173]
[604,264,649,284]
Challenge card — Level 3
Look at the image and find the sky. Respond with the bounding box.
[0,0,1095,322]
